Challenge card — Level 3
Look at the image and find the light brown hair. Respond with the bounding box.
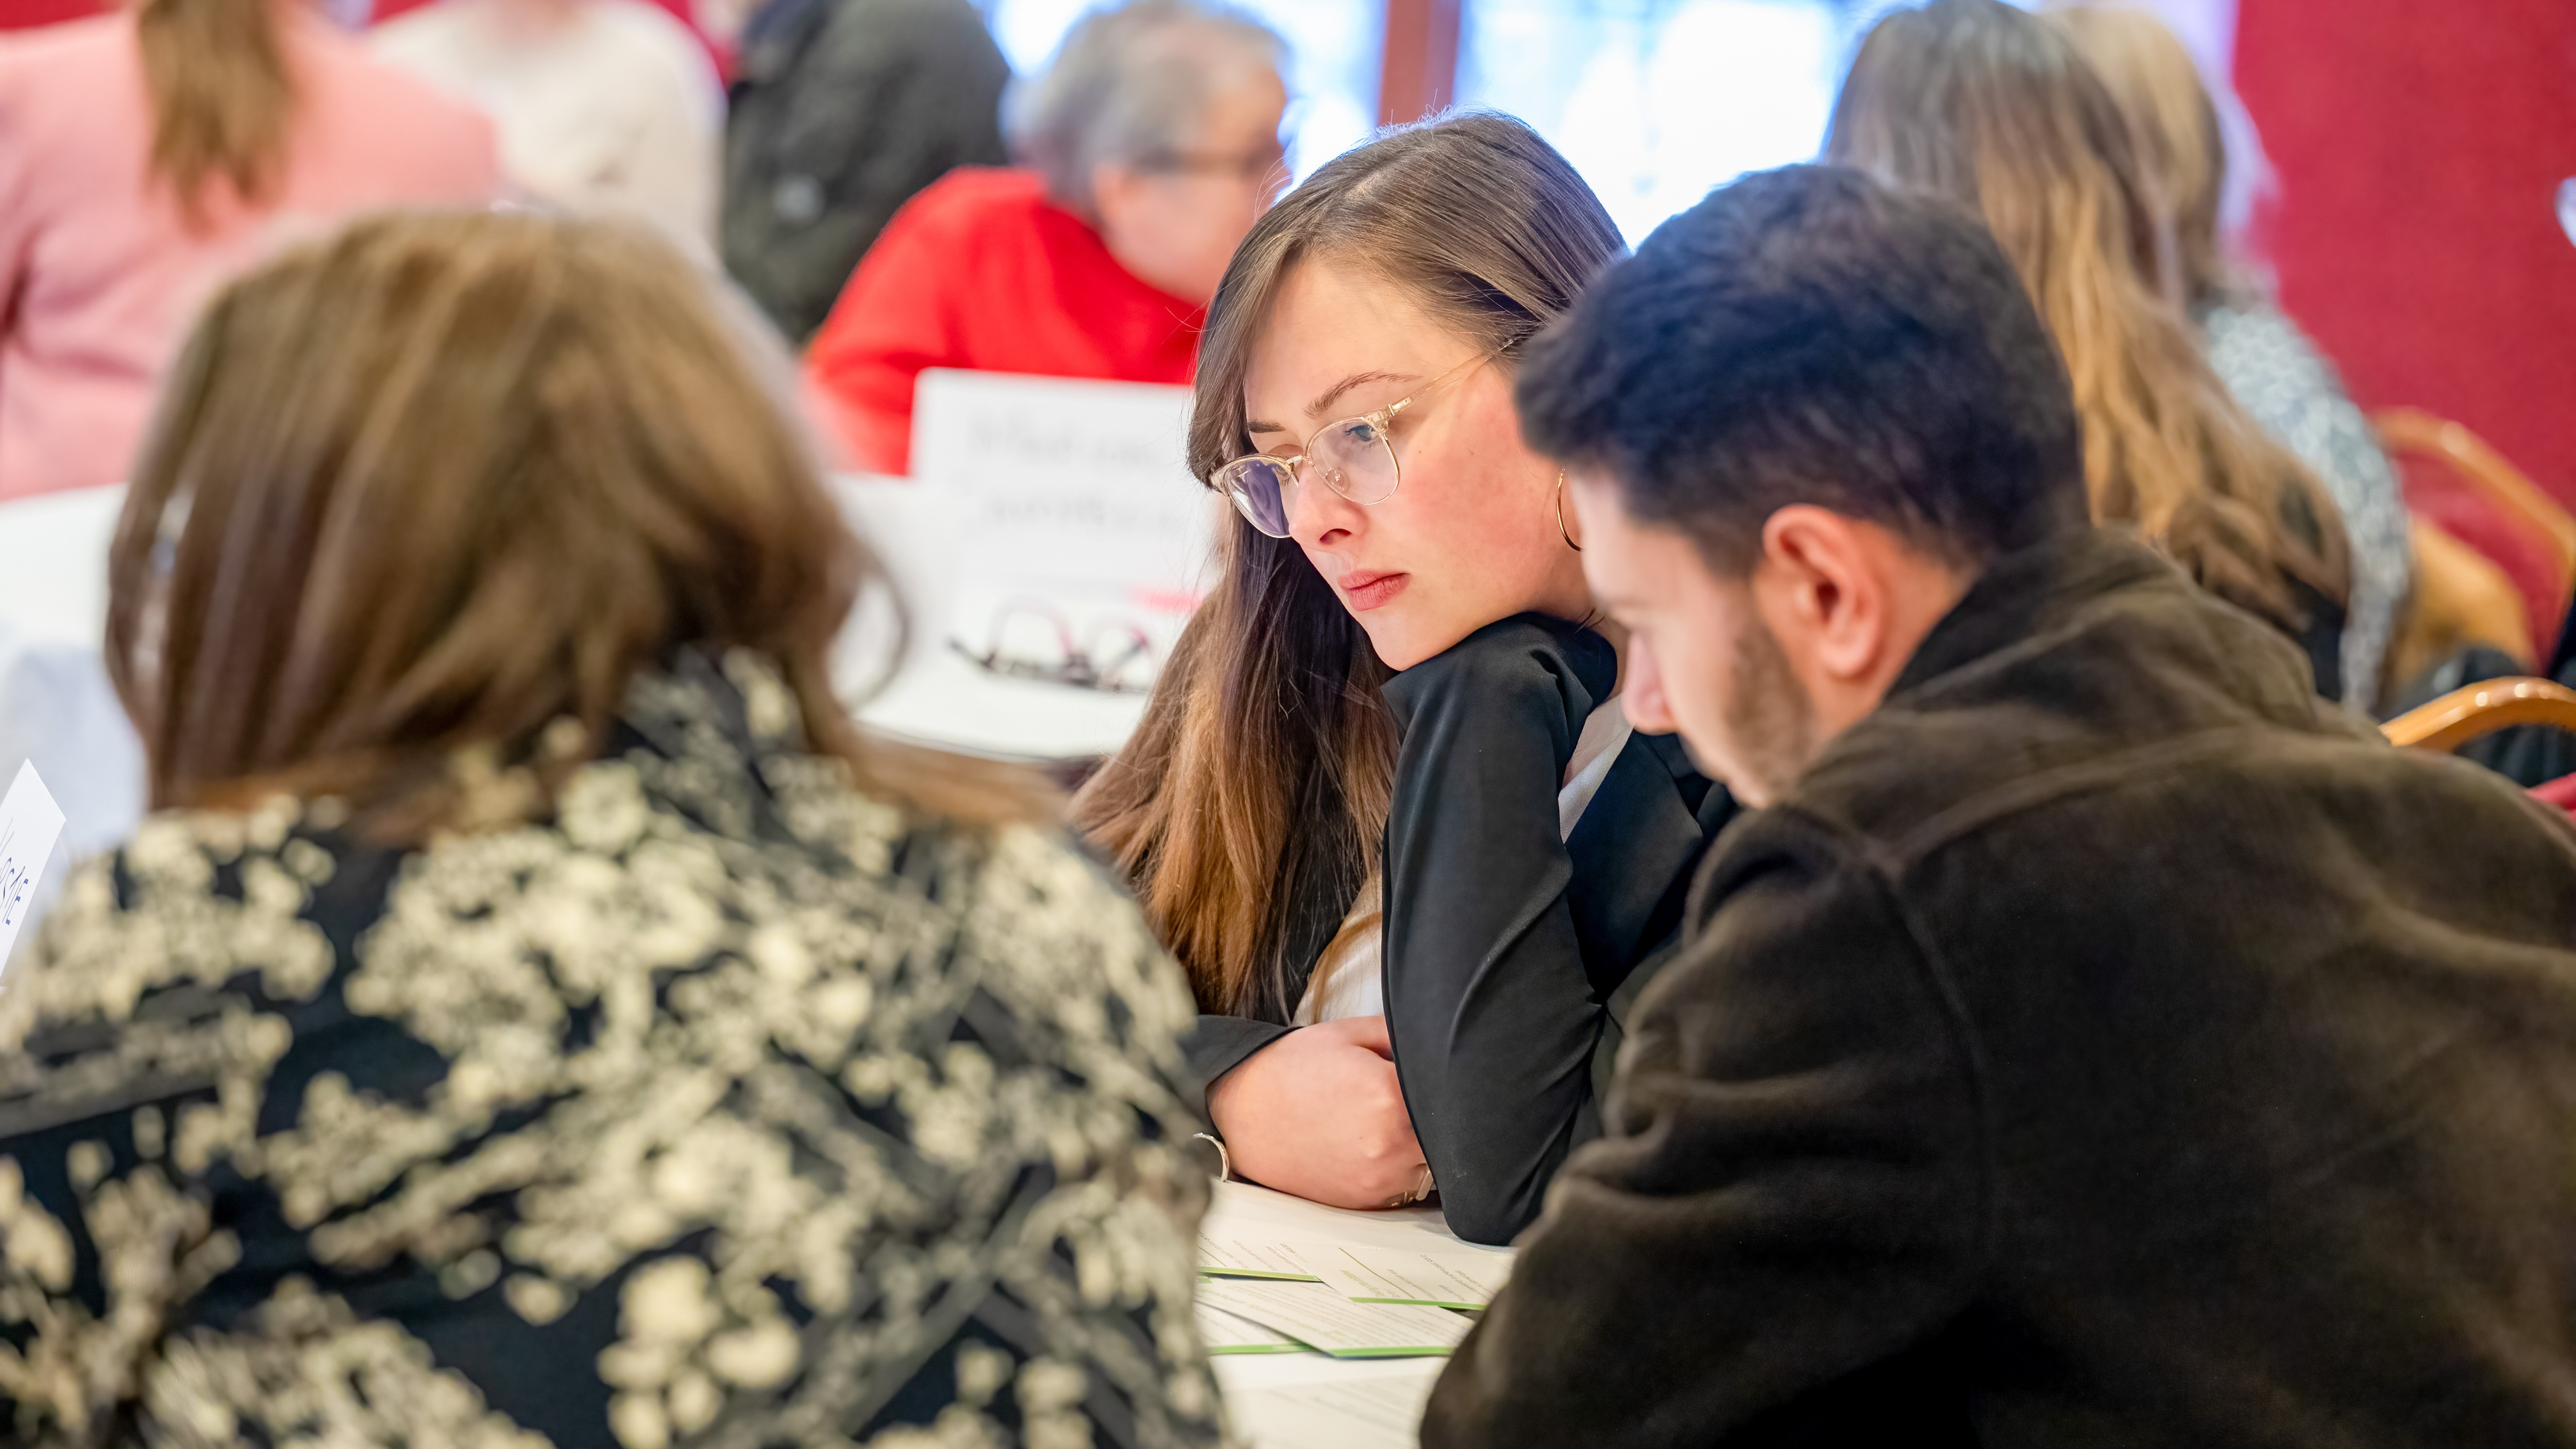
[1826,0,2348,635]
[137,0,299,228]
[108,209,1038,837]
[2046,5,2233,309]
[1070,113,1623,1019]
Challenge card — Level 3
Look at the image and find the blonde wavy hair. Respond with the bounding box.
[1826,0,2348,637]
[2046,4,2236,310]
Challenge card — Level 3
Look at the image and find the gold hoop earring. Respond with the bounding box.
[1555,470,1582,552]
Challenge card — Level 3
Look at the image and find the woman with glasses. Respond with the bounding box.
[802,0,1287,474]
[1074,114,1733,1246]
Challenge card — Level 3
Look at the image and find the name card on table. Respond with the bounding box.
[910,370,1222,696]
[0,761,67,971]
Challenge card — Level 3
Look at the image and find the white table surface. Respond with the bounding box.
[0,485,120,646]
[0,486,141,887]
[833,473,1155,761]
[1199,1180,1512,1448]
[853,647,1149,762]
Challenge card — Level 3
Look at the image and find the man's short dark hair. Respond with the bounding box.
[1518,164,2089,572]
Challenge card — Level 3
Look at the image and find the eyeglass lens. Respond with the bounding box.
[1222,418,1399,539]
[1225,457,1295,537]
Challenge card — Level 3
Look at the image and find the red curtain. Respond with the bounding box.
[2233,0,2576,507]
[0,0,98,28]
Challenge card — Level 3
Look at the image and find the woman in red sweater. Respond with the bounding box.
[803,0,1287,475]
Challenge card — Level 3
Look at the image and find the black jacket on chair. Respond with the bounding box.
[1425,529,2576,1448]
[1183,615,1734,1245]
[721,0,1008,343]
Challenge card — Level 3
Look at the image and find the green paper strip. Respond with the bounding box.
[1349,1296,1481,1311]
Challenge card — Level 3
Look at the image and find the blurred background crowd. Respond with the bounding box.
[0,0,2573,1442]
[0,0,2569,723]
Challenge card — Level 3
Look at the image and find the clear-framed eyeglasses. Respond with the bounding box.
[949,601,1156,695]
[1212,350,1498,539]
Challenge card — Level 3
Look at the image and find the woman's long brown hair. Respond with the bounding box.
[1825,0,2348,633]
[137,0,298,228]
[108,209,1038,837]
[1069,113,1623,1020]
[2046,5,2234,311]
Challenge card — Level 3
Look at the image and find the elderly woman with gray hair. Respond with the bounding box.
[805,0,1287,475]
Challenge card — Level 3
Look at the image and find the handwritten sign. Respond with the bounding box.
[910,370,1222,689]
[0,760,66,970]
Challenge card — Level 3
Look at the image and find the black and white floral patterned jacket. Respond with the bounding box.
[0,650,1224,1449]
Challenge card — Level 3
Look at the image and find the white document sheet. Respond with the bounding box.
[1227,1370,1442,1449]
[1195,1278,1470,1359]
[1200,1179,1510,1256]
[1200,1234,1325,1281]
[1292,1242,1513,1310]
[1198,1302,1307,1356]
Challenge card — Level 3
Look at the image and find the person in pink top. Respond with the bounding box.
[0,0,498,501]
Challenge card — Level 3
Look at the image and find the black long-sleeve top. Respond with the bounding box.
[1183,615,1734,1244]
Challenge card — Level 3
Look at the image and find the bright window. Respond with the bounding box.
[980,0,1385,184]
[1455,0,1863,246]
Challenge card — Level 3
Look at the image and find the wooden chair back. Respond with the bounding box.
[2380,517,2537,707]
[2381,676,2576,753]
[2377,409,2576,662]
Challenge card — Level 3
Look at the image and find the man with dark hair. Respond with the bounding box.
[1521,159,2090,578]
[1422,165,2576,1447]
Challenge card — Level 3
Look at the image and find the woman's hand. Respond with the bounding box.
[1207,1015,1427,1210]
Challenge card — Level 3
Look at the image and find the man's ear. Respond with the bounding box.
[1755,505,1888,685]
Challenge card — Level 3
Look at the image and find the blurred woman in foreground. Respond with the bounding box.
[0,211,1222,1449]
[0,0,496,500]
[1826,0,2355,699]
[2048,4,2411,709]
[803,0,1287,474]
